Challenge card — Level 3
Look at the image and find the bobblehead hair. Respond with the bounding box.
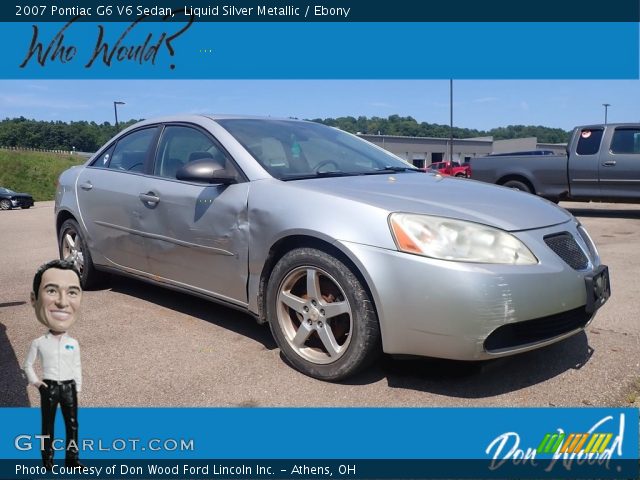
[32,260,81,299]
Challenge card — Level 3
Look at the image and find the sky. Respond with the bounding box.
[0,80,638,132]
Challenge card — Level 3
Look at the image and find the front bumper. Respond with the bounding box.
[12,197,34,208]
[339,221,604,361]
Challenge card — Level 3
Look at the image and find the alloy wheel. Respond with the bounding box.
[61,227,85,275]
[276,266,353,364]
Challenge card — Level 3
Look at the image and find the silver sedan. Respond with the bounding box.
[55,115,611,380]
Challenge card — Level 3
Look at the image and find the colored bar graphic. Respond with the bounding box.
[597,433,613,454]
[584,434,598,453]
[560,434,576,453]
[537,433,552,454]
[551,434,565,453]
[538,433,566,454]
[573,434,588,453]
[540,432,615,455]
[591,434,606,453]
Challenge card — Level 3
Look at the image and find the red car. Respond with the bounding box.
[427,161,471,178]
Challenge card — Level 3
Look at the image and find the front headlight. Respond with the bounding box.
[389,213,538,265]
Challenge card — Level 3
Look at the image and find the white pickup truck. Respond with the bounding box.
[471,124,640,202]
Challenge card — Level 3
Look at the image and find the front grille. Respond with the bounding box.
[544,233,589,270]
[484,306,590,352]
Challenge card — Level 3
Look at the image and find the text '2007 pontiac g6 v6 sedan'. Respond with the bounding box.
[55,115,611,380]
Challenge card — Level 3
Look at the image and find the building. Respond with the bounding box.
[358,134,566,168]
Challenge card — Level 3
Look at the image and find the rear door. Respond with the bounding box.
[598,126,640,199]
[76,126,160,273]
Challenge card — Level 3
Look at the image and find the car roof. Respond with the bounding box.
[127,114,308,127]
[115,114,315,140]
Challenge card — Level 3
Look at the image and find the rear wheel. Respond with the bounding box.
[502,179,532,194]
[0,199,12,210]
[58,219,105,289]
[266,248,380,381]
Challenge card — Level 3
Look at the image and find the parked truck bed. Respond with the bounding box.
[471,124,640,203]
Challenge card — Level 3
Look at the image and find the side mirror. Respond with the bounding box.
[176,158,237,185]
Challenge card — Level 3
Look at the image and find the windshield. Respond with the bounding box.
[217,119,419,180]
[0,188,15,194]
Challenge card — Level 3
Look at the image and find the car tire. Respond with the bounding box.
[58,219,105,289]
[503,179,532,194]
[455,173,466,178]
[266,247,381,381]
[0,199,12,210]
[22,206,31,209]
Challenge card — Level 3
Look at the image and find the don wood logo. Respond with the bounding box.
[485,414,627,472]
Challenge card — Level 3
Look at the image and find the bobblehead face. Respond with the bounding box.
[31,268,82,333]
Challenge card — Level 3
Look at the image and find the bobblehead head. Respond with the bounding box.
[31,262,82,334]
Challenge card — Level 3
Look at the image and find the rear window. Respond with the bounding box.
[576,128,603,155]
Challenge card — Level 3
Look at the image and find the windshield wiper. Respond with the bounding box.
[364,165,421,175]
[281,171,364,181]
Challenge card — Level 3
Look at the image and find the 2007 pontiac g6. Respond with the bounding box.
[55,115,611,380]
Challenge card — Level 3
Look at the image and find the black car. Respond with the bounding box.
[0,187,34,210]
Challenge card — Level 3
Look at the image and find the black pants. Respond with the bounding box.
[39,380,79,463]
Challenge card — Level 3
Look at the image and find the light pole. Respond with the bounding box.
[602,103,610,124]
[449,79,454,168]
[113,101,125,129]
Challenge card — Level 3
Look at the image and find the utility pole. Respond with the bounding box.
[449,79,454,167]
[602,103,610,124]
[114,101,125,130]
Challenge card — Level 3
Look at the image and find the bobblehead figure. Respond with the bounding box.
[24,260,83,471]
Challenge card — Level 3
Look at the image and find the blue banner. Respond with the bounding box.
[0,408,637,478]
[2,21,638,79]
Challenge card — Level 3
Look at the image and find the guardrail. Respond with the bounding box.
[0,146,94,157]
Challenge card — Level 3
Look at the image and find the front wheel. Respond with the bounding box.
[0,199,12,210]
[58,219,105,289]
[266,248,381,381]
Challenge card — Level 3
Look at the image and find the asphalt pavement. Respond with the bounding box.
[1,201,638,407]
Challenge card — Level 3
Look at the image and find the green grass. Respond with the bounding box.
[0,149,85,201]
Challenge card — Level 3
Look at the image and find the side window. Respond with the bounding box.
[108,127,159,172]
[154,126,236,180]
[610,128,640,155]
[576,128,603,156]
[90,144,115,167]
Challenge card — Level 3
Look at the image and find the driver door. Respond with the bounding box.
[140,124,250,306]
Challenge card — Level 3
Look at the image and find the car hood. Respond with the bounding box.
[294,173,572,232]
[4,191,31,197]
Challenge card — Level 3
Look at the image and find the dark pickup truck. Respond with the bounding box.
[471,124,640,203]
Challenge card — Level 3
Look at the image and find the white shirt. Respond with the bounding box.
[24,332,82,392]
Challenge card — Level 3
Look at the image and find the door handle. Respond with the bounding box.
[139,192,160,205]
[602,160,616,167]
[79,182,93,190]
